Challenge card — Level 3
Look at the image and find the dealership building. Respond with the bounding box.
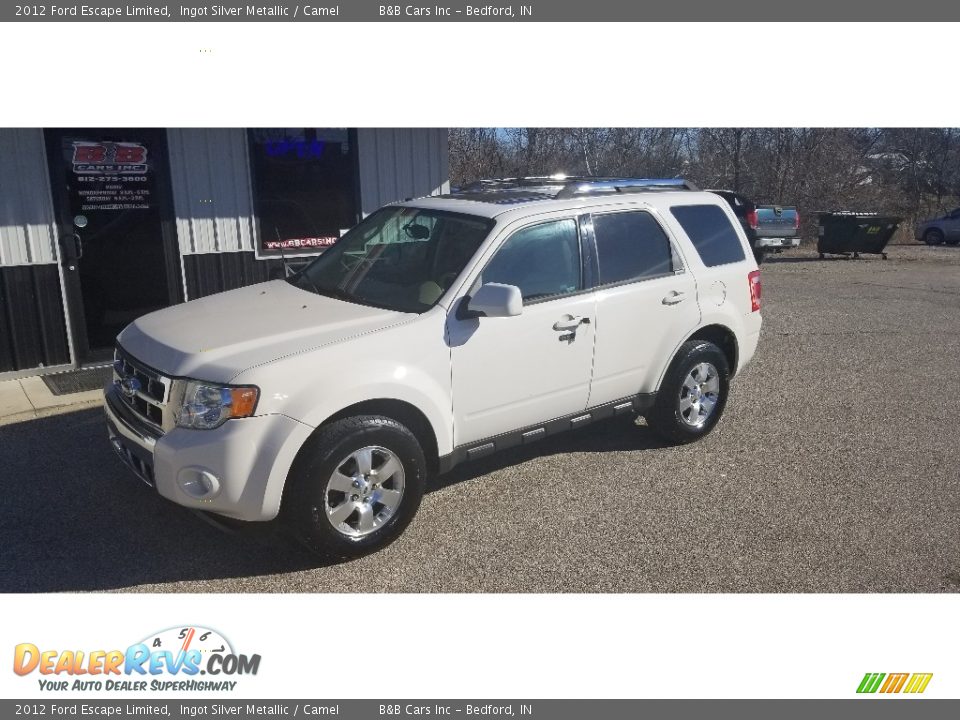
[0,128,449,379]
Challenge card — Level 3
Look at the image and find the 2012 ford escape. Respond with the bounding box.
[104,177,762,556]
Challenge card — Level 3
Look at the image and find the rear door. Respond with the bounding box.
[586,208,701,406]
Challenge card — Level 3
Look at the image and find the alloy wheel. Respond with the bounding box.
[678,362,721,428]
[323,446,405,538]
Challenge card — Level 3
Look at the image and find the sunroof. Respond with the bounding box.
[442,189,559,205]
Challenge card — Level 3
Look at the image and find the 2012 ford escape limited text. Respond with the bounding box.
[104,177,762,557]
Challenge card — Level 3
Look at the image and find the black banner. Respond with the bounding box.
[3,700,958,719]
[4,1,955,21]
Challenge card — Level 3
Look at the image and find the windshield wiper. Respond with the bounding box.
[315,285,356,302]
[289,270,323,296]
[303,280,372,306]
[289,274,397,311]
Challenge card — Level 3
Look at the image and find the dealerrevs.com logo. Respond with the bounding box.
[13,626,261,693]
[857,672,933,695]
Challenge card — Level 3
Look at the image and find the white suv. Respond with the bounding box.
[104,177,762,556]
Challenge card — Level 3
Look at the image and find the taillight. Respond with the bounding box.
[746,209,759,230]
[748,270,761,312]
[794,211,800,230]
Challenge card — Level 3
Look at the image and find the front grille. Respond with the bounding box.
[112,346,173,434]
[107,419,156,487]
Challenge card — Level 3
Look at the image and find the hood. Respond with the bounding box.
[118,280,411,382]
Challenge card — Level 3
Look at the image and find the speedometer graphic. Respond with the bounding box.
[138,626,234,658]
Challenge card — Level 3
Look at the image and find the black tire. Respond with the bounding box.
[924,229,945,246]
[752,247,766,265]
[282,415,426,558]
[646,340,730,445]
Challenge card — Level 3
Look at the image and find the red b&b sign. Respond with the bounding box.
[72,141,148,174]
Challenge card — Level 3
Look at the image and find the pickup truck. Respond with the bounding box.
[708,190,800,263]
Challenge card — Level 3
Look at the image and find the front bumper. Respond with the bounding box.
[104,385,313,521]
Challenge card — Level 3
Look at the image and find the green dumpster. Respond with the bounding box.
[817,212,903,260]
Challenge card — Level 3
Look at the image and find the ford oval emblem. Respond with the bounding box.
[120,376,141,399]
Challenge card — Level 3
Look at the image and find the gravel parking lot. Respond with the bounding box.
[1,244,958,593]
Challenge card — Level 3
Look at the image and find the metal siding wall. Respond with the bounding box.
[0,129,59,267]
[0,265,71,372]
[167,128,257,256]
[357,129,450,216]
[172,128,449,302]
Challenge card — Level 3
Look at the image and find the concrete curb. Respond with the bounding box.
[0,398,104,427]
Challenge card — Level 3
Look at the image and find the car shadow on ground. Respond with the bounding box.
[0,407,664,592]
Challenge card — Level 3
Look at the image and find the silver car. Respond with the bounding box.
[916,208,960,245]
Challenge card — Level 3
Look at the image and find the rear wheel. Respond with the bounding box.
[283,415,427,558]
[646,340,730,444]
[752,247,766,265]
[924,229,945,245]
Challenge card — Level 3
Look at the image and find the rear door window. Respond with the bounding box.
[592,211,676,285]
[670,204,746,267]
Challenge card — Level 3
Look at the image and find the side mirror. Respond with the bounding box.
[403,223,431,240]
[464,283,523,319]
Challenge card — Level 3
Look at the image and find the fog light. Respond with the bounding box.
[177,467,221,499]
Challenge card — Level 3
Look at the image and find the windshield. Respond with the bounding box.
[289,206,494,313]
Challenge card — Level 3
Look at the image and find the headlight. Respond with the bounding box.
[174,381,259,430]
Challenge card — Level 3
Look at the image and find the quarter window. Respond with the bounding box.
[593,211,675,285]
[670,204,746,267]
[482,219,581,302]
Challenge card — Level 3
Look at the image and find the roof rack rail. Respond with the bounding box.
[456,176,699,197]
[554,177,699,197]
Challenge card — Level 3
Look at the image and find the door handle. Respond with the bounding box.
[552,315,590,331]
[661,291,686,305]
[60,232,83,266]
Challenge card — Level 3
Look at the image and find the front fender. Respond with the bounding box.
[232,311,454,456]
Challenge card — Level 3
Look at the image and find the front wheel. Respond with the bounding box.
[924,229,945,245]
[646,340,730,444]
[282,415,427,558]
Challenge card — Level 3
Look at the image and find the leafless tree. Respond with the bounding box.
[449,128,960,239]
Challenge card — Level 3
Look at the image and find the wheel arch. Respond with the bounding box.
[686,324,739,378]
[320,399,440,474]
[280,398,442,515]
